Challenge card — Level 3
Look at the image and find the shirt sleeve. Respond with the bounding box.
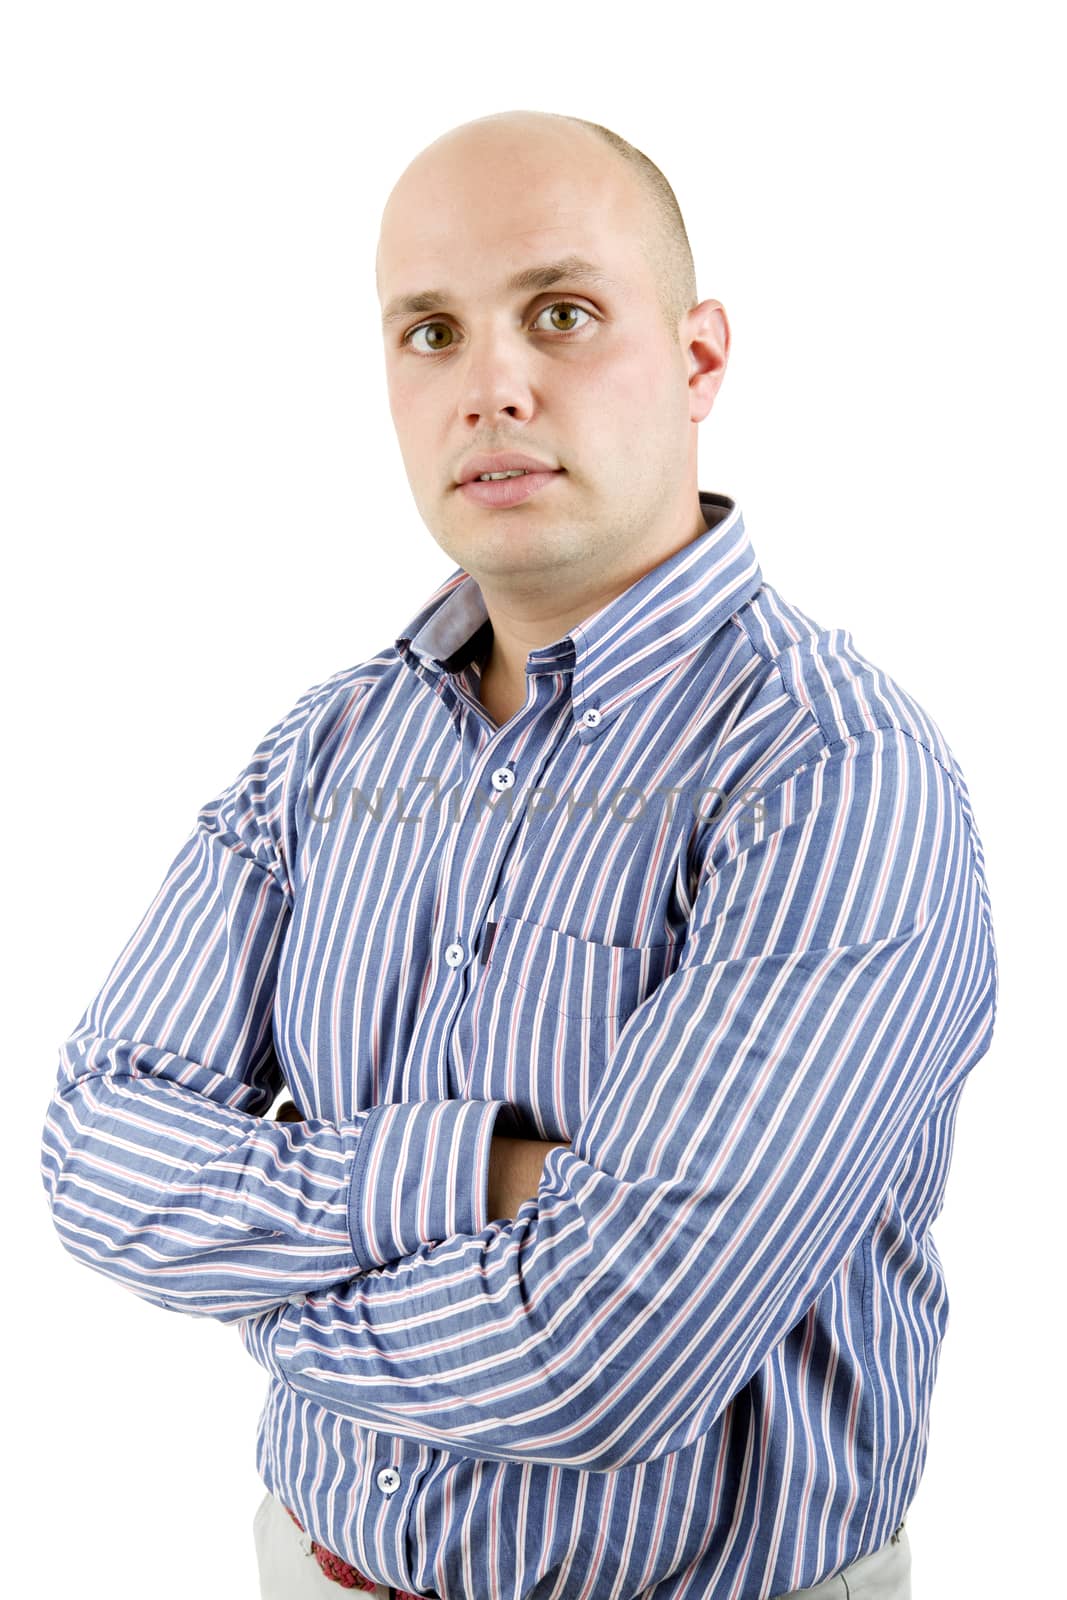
[235,725,998,1471]
[39,679,506,1321]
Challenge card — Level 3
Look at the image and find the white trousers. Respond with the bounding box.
[253,1488,392,1599]
[253,1486,910,1599]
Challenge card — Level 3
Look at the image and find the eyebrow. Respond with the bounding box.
[380,255,618,330]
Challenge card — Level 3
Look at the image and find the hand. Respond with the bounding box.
[487,1135,570,1222]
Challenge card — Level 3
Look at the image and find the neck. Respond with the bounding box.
[472,496,710,728]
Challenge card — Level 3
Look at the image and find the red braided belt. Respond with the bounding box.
[283,1503,422,1598]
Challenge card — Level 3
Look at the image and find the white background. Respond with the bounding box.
[3,2,1061,1595]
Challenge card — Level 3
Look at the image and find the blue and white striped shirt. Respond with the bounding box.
[41,491,998,1599]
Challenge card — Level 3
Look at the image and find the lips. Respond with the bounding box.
[456,452,561,484]
[458,469,564,508]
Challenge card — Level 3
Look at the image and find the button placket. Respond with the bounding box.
[434,677,574,1015]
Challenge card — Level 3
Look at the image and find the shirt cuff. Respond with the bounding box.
[346,1099,507,1271]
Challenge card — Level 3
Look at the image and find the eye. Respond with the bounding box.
[533,302,592,335]
[403,301,594,354]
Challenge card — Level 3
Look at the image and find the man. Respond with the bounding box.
[40,109,998,1600]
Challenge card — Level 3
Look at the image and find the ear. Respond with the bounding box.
[683,299,730,421]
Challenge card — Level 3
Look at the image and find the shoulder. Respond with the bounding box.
[278,646,404,762]
[711,587,996,955]
[730,581,961,782]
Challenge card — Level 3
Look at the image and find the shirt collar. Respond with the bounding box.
[393,490,763,729]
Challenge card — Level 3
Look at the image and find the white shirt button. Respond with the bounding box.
[376,1466,401,1494]
[444,942,466,967]
[581,707,602,726]
[288,1293,306,1307]
[490,766,515,790]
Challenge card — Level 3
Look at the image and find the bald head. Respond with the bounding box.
[376,110,696,341]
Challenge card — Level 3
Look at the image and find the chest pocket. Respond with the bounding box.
[464,913,673,1138]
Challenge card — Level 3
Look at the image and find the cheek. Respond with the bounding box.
[386,368,412,422]
[387,375,432,451]
[579,348,671,442]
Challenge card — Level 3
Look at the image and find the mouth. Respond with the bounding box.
[458,468,565,509]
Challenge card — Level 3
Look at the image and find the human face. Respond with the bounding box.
[376,125,720,596]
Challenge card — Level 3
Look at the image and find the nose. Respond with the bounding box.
[456,328,537,426]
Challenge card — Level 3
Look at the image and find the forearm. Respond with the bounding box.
[42,1058,504,1321]
[41,1067,358,1318]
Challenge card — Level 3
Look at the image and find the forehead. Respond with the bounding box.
[377,153,649,323]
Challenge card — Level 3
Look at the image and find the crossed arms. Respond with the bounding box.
[39,691,996,1471]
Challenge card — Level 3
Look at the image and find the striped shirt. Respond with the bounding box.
[40,490,999,1599]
